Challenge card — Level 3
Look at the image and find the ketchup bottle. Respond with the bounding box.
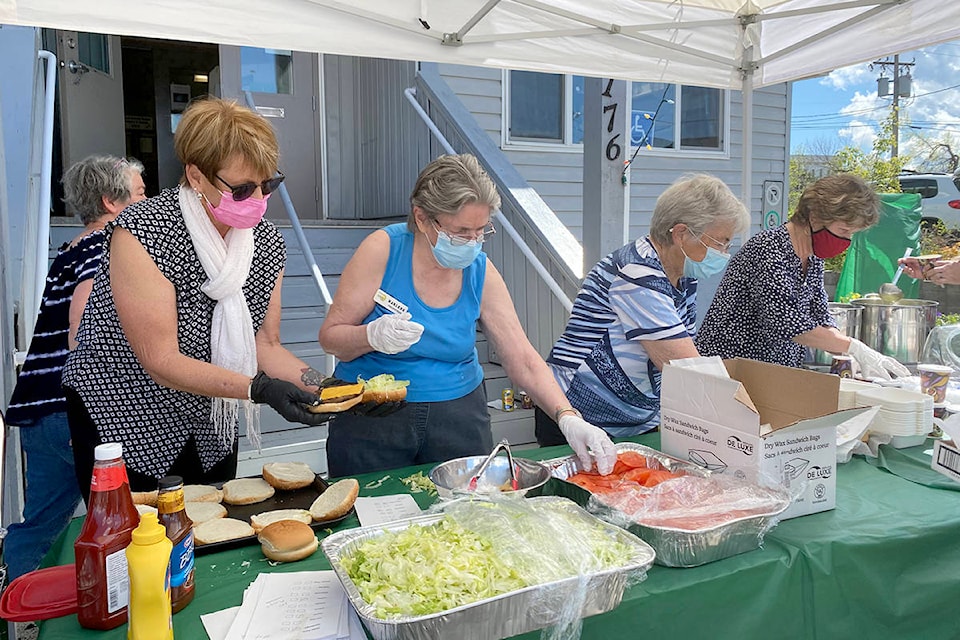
[74,442,140,630]
[157,475,195,613]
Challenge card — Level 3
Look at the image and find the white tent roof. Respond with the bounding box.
[3,0,960,89]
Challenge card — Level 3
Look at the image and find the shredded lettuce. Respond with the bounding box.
[341,501,635,619]
[358,374,410,391]
[400,471,437,496]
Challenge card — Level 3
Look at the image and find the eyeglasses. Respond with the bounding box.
[433,220,497,246]
[215,172,285,201]
[695,230,732,253]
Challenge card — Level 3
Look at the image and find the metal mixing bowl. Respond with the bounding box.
[428,455,551,499]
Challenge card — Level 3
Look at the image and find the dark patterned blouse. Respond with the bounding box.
[695,225,834,368]
[62,187,285,479]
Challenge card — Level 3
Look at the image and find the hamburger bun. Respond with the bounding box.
[131,490,159,507]
[185,501,228,525]
[262,462,315,490]
[250,508,313,533]
[183,484,223,503]
[309,478,359,521]
[135,504,158,518]
[362,386,407,403]
[258,520,319,563]
[194,518,255,545]
[222,478,275,505]
[307,382,365,414]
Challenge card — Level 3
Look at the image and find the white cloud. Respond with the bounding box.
[820,65,871,90]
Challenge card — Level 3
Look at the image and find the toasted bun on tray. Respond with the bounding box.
[262,462,315,490]
[250,508,314,533]
[307,382,365,413]
[222,478,275,505]
[194,518,255,545]
[185,501,228,525]
[135,504,158,518]
[183,484,223,503]
[131,490,159,507]
[258,520,319,562]
[360,374,409,403]
[309,478,359,521]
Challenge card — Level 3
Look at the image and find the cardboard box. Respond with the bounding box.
[931,439,960,484]
[660,358,871,520]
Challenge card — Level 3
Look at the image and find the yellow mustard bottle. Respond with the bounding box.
[126,512,174,640]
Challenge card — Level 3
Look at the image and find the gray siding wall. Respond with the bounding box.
[436,64,788,242]
[323,56,429,219]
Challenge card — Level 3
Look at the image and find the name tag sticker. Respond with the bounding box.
[373,289,408,315]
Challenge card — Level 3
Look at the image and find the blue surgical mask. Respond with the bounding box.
[431,227,482,269]
[680,230,731,279]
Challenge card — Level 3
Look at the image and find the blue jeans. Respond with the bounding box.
[4,412,82,581]
[326,383,493,477]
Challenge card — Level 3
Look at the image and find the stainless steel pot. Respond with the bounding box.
[804,303,863,365]
[852,298,939,365]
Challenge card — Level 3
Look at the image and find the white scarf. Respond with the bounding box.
[179,186,261,451]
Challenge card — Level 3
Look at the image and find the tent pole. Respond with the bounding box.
[741,67,754,221]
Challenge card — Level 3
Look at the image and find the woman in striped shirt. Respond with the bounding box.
[4,155,145,580]
[537,175,750,444]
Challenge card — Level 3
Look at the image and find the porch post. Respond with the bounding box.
[582,77,630,272]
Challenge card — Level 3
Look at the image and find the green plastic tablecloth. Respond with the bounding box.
[34,434,960,640]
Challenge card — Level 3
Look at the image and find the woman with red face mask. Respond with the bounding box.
[696,174,910,380]
[61,98,390,497]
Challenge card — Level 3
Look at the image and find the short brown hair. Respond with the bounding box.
[792,173,879,229]
[174,97,279,183]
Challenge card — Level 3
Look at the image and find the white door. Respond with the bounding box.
[56,31,125,167]
[218,46,321,221]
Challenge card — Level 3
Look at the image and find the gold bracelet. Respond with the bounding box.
[554,406,582,422]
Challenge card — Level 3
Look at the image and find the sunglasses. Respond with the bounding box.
[215,172,285,201]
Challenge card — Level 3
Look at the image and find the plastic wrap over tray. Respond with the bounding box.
[545,443,790,568]
[321,496,655,640]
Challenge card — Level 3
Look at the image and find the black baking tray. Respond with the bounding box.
[194,474,354,555]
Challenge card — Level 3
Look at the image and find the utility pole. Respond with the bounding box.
[872,55,915,158]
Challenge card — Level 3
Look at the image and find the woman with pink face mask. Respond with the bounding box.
[696,173,910,380]
[61,98,379,496]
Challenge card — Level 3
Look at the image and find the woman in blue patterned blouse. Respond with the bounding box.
[697,173,910,380]
[537,174,750,443]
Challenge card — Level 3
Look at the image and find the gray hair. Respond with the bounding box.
[649,174,750,246]
[407,154,501,231]
[62,155,145,224]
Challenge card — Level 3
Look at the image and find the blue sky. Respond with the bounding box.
[790,41,960,168]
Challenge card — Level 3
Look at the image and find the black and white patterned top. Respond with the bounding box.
[62,187,285,479]
[695,225,834,368]
[6,231,105,426]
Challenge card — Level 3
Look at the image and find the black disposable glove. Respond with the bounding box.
[317,377,406,418]
[249,372,336,425]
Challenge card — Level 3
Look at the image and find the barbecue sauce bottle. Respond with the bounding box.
[74,442,140,630]
[156,475,196,612]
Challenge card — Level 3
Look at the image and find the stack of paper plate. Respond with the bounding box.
[838,378,882,410]
[855,387,933,438]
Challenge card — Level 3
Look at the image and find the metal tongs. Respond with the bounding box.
[467,438,519,491]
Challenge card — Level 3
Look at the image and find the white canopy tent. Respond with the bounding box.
[3,0,960,204]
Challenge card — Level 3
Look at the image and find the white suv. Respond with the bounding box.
[899,173,960,228]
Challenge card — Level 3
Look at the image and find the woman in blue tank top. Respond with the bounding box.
[319,154,617,476]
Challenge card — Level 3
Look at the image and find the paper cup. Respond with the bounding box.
[917,364,952,403]
[830,355,854,379]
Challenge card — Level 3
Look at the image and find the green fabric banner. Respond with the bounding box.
[835,192,922,301]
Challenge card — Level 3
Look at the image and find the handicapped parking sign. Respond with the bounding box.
[762,180,784,230]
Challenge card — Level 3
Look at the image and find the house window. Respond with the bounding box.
[507,72,724,151]
[507,71,584,144]
[631,82,723,150]
[241,47,294,94]
[77,32,110,74]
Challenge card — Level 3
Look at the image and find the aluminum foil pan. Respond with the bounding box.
[545,443,790,568]
[322,496,655,640]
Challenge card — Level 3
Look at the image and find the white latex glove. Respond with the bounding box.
[845,338,911,381]
[558,413,618,475]
[366,312,424,354]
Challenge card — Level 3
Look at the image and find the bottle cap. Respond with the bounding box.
[94,443,123,461]
[158,475,184,491]
[131,512,167,545]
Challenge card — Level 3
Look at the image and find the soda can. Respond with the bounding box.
[501,388,515,412]
[519,390,534,410]
[830,355,854,379]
